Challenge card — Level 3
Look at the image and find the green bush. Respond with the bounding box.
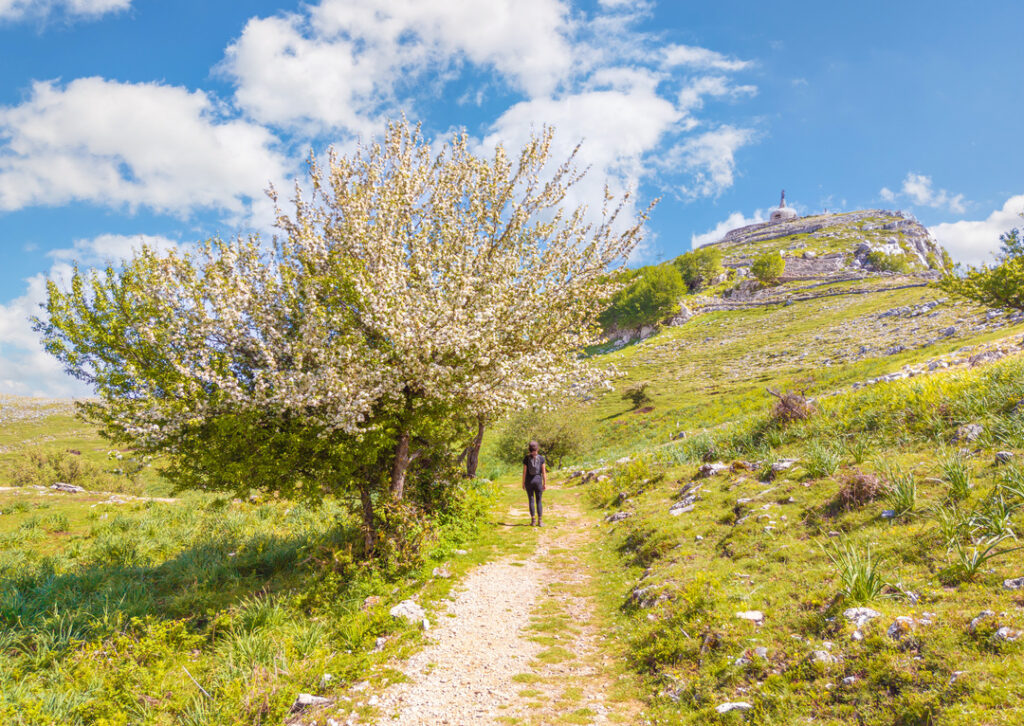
[622,382,653,409]
[673,248,724,292]
[493,407,594,469]
[866,250,912,273]
[600,264,686,331]
[11,448,124,493]
[750,252,786,285]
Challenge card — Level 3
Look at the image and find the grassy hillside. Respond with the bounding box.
[522,217,1024,724]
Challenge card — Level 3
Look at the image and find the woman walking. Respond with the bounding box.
[522,441,547,527]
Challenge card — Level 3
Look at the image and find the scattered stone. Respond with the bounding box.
[319,673,333,689]
[994,626,1021,642]
[389,599,426,624]
[669,503,695,516]
[881,510,896,519]
[953,423,984,444]
[362,595,381,611]
[432,564,451,579]
[753,646,768,659]
[421,618,430,631]
[606,511,632,523]
[809,650,837,665]
[851,629,864,642]
[733,656,751,666]
[372,636,388,652]
[940,326,957,337]
[694,535,704,541]
[454,549,468,555]
[735,610,764,625]
[968,610,996,634]
[843,607,881,628]
[887,616,917,640]
[51,482,85,493]
[697,462,730,478]
[995,451,1015,465]
[842,676,858,686]
[290,693,332,714]
[716,702,753,714]
[1003,577,1024,590]
[616,456,632,465]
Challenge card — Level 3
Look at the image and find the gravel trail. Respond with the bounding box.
[370,492,641,726]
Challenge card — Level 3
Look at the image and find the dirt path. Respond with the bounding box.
[369,488,641,726]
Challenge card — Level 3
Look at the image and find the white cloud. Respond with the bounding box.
[0,0,129,21]
[662,44,751,72]
[0,77,290,215]
[691,209,767,248]
[223,0,576,132]
[880,172,966,214]
[677,75,757,114]
[930,195,1024,266]
[669,126,755,200]
[0,233,183,397]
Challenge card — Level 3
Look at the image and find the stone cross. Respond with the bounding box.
[780,189,786,208]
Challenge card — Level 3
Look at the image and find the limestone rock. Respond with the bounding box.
[953,423,983,443]
[606,511,632,523]
[290,693,332,714]
[716,702,753,714]
[432,564,452,579]
[1003,576,1024,590]
[994,626,1021,642]
[389,599,426,624]
[735,610,764,624]
[697,462,730,478]
[809,650,837,665]
[51,482,85,493]
[887,616,917,640]
[995,451,1015,465]
[968,610,996,634]
[843,607,881,628]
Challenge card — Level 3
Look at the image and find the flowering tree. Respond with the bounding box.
[36,119,648,549]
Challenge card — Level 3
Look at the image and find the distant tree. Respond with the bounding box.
[493,407,593,470]
[600,264,686,331]
[751,251,786,285]
[674,247,724,292]
[866,250,911,273]
[622,382,653,409]
[34,120,649,552]
[938,226,1024,312]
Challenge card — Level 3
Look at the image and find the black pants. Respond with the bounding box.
[526,486,543,519]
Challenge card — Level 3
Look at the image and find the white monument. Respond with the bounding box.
[769,190,797,223]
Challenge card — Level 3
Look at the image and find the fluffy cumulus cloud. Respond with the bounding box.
[0,0,130,21]
[0,233,182,396]
[929,195,1024,266]
[880,172,966,214]
[0,77,290,215]
[222,0,575,132]
[221,0,758,206]
[690,209,766,248]
[668,126,755,200]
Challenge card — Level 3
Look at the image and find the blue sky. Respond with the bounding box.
[1,0,1022,396]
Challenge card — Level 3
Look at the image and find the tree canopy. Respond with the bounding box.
[35,120,649,551]
[599,264,685,331]
[938,226,1024,312]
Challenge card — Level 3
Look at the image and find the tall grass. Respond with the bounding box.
[821,540,888,605]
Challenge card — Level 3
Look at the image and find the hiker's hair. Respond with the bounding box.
[528,440,539,452]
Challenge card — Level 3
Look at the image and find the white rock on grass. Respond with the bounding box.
[669,503,695,516]
[995,451,1015,465]
[968,610,996,634]
[809,650,837,665]
[994,626,1021,642]
[843,607,881,628]
[389,599,426,623]
[887,616,917,640]
[51,482,85,493]
[735,610,764,624]
[716,702,753,714]
[432,564,451,578]
[1003,577,1024,590]
[290,693,332,713]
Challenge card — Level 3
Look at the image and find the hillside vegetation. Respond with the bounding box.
[511,211,1024,724]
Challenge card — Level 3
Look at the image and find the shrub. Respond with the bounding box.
[836,470,885,509]
[804,443,841,479]
[493,407,594,469]
[600,264,686,331]
[751,251,785,285]
[884,466,917,517]
[822,540,887,605]
[865,250,912,273]
[11,449,117,491]
[767,389,816,425]
[945,534,1022,583]
[622,382,653,409]
[673,248,724,292]
[941,454,972,501]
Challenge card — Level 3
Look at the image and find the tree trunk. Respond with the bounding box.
[358,482,377,554]
[389,431,411,500]
[465,418,485,478]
